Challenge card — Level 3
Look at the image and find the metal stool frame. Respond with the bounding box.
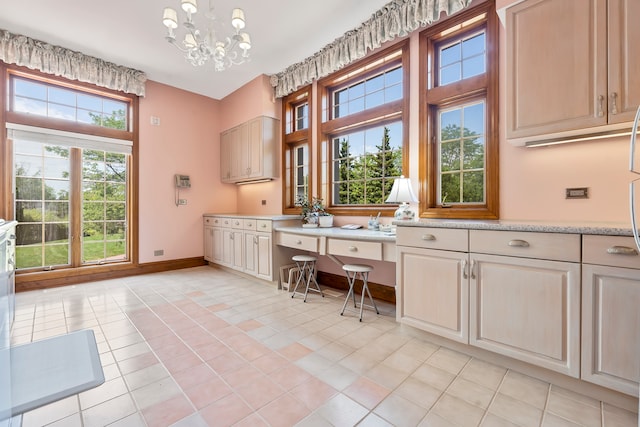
[340,265,379,321]
[290,256,324,302]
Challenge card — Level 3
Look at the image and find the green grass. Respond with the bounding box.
[16,233,126,269]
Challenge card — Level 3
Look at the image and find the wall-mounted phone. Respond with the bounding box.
[174,174,190,206]
[175,174,191,188]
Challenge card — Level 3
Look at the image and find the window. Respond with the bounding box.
[318,43,409,215]
[3,68,136,272]
[282,86,312,213]
[420,3,498,219]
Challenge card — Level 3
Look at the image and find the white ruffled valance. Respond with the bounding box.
[0,29,147,97]
[270,0,472,98]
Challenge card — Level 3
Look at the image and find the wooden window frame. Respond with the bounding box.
[282,85,312,214]
[0,62,140,287]
[317,41,410,217]
[419,1,499,219]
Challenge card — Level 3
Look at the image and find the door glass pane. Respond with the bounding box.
[14,141,71,269]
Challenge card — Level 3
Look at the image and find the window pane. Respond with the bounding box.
[331,65,403,120]
[331,122,403,205]
[438,100,486,205]
[11,76,129,130]
[438,30,486,86]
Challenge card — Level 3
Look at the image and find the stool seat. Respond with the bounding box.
[290,255,323,302]
[340,264,379,321]
[342,264,373,273]
[292,255,317,262]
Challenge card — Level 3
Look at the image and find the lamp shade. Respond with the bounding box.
[162,8,178,29]
[231,8,246,30]
[385,176,418,204]
[181,0,198,14]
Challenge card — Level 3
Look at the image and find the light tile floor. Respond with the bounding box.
[10,266,639,427]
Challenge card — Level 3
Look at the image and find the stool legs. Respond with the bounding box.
[291,259,323,302]
[340,270,379,321]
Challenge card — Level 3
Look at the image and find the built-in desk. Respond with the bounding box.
[274,226,396,264]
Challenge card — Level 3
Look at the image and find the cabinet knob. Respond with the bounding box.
[508,239,529,248]
[610,92,618,115]
[597,95,605,117]
[296,240,302,245]
[261,224,267,228]
[348,246,358,252]
[606,245,638,256]
[421,234,436,241]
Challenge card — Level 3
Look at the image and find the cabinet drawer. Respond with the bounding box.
[256,220,272,233]
[231,218,244,229]
[583,235,640,269]
[396,227,468,252]
[327,239,382,261]
[244,219,256,231]
[470,230,580,262]
[277,233,319,252]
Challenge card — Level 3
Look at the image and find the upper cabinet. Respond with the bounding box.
[506,0,640,145]
[220,116,279,183]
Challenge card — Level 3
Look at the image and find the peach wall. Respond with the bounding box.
[219,74,285,215]
[138,81,236,263]
[496,20,634,224]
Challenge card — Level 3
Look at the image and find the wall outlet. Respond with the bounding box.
[565,187,588,199]
[154,249,164,256]
[150,116,161,126]
[261,200,267,205]
[178,199,187,205]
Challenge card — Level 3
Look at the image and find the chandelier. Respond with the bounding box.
[162,0,251,71]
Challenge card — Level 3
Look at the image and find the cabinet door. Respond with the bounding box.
[469,253,581,377]
[244,232,257,276]
[212,227,223,264]
[582,264,640,395]
[204,226,214,262]
[256,233,272,280]
[229,125,246,181]
[231,230,244,271]
[246,117,264,179]
[222,229,234,266]
[607,0,640,124]
[506,0,607,138]
[397,246,469,343]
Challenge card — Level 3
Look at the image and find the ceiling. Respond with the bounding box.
[0,0,392,100]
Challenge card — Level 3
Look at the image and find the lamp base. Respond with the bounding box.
[394,202,415,220]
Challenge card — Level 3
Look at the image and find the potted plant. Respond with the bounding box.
[295,196,333,227]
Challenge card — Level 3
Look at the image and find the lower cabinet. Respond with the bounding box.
[397,245,469,344]
[203,215,298,284]
[581,235,640,395]
[469,253,581,377]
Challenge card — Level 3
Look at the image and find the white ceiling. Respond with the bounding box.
[0,0,392,100]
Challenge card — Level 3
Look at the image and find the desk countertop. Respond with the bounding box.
[274,226,396,242]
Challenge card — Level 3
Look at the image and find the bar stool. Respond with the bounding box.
[290,255,324,302]
[340,264,379,321]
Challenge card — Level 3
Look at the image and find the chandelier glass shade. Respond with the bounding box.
[162,0,251,71]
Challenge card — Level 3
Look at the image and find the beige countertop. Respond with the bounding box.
[203,213,300,221]
[394,219,634,236]
[274,226,397,242]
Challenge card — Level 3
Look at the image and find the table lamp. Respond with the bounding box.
[385,176,419,220]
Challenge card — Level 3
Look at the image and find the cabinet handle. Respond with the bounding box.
[421,234,436,241]
[470,259,476,279]
[597,95,605,117]
[261,224,267,228]
[254,236,258,244]
[610,92,618,115]
[606,245,638,256]
[296,240,302,245]
[462,259,468,279]
[348,246,358,252]
[508,239,529,248]
[230,234,234,240]
[235,221,240,226]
